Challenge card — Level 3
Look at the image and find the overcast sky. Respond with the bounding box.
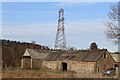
[2,2,119,52]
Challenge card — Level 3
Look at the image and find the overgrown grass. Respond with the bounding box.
[2,68,64,78]
[2,68,119,78]
[2,66,19,70]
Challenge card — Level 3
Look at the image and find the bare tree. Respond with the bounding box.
[105,2,120,44]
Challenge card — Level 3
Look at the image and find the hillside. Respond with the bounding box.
[1,39,49,68]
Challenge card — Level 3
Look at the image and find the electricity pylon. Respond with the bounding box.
[54,8,66,50]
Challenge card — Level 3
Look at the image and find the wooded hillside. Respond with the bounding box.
[1,39,49,68]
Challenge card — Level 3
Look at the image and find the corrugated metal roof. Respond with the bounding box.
[80,50,104,61]
[45,49,106,62]
[23,48,107,62]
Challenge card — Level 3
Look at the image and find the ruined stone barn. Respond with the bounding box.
[21,43,116,74]
[21,49,49,69]
[110,53,120,76]
[43,43,116,74]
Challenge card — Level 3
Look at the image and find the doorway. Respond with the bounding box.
[62,62,67,71]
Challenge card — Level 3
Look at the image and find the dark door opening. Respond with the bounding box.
[62,62,67,71]
[115,64,118,67]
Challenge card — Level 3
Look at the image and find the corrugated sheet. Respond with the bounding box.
[45,49,106,62]
[82,50,105,61]
[23,48,106,62]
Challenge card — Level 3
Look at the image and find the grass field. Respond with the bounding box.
[2,68,64,78]
[2,68,119,78]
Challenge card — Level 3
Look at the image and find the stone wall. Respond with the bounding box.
[42,60,96,73]
[21,57,31,69]
[32,59,42,69]
[21,58,42,69]
[97,51,115,72]
[42,61,61,70]
[68,61,96,73]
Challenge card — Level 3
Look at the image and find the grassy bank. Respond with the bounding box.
[2,68,119,78]
[2,68,64,78]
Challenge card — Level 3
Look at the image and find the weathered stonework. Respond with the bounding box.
[43,60,96,73]
[68,61,95,73]
[21,47,116,75]
[97,51,116,72]
[42,61,61,70]
[32,59,42,69]
[21,57,32,69]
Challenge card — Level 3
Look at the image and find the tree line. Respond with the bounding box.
[1,39,49,68]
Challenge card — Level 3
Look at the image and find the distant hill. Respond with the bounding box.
[1,39,49,68]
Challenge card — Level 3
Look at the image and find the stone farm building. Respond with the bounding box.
[110,53,120,76]
[111,53,120,67]
[21,49,49,69]
[21,43,117,74]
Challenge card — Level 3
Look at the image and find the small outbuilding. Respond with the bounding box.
[21,49,49,69]
[110,53,120,66]
[110,53,120,76]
